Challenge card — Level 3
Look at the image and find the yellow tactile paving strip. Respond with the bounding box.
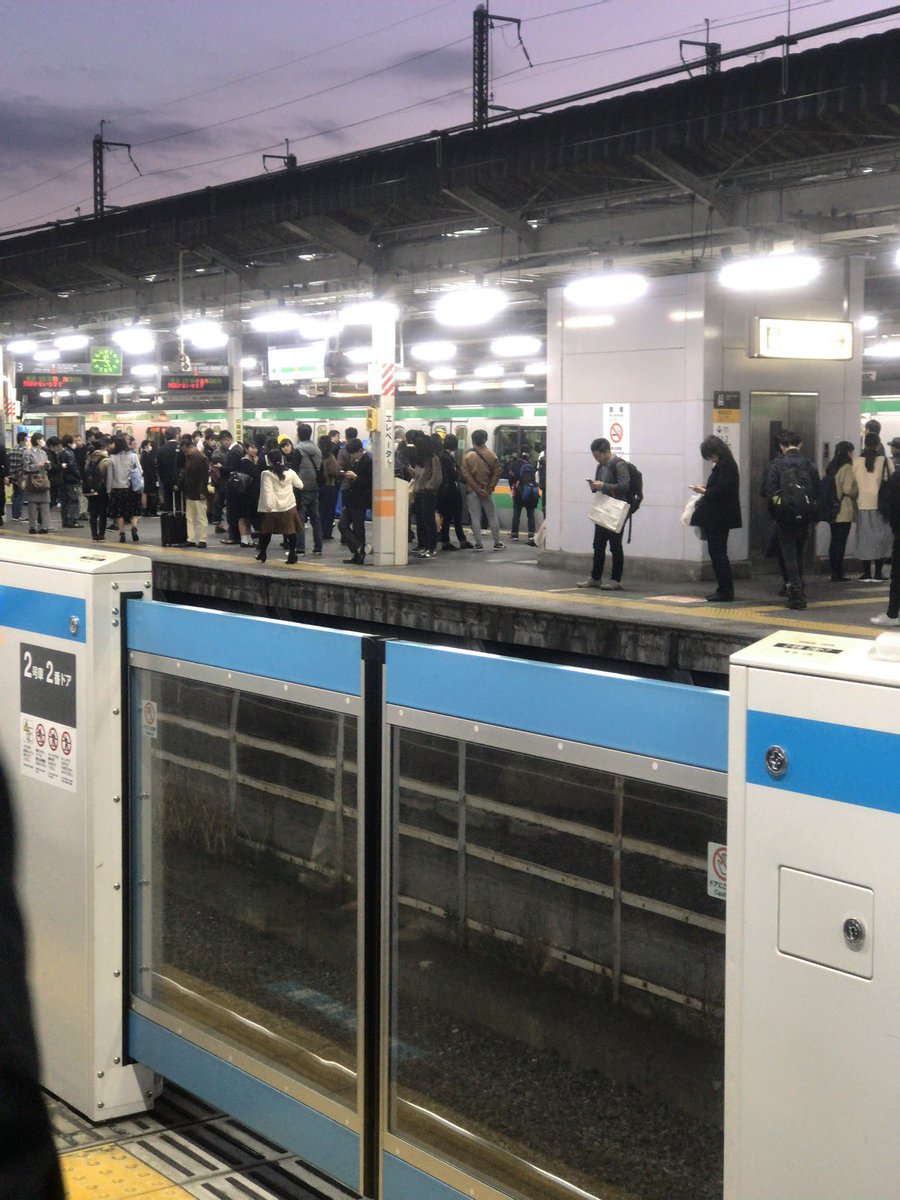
[61,1145,190,1200]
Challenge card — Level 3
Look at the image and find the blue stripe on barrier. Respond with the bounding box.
[746,710,900,814]
[382,1153,468,1200]
[385,642,727,772]
[0,586,86,643]
[128,1011,360,1191]
[126,599,363,695]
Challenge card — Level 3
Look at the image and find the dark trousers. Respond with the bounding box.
[11,484,24,520]
[706,527,733,597]
[775,523,810,596]
[511,500,537,538]
[438,488,466,545]
[828,521,851,579]
[88,493,109,540]
[62,481,81,525]
[297,489,323,552]
[319,485,338,538]
[339,503,367,558]
[414,491,438,552]
[591,525,624,582]
[888,534,900,619]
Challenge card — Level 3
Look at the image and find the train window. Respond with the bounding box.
[493,424,544,467]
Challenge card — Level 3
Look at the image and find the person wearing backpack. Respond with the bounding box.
[577,436,630,590]
[435,433,472,551]
[508,449,541,545]
[852,433,892,581]
[689,434,741,602]
[761,431,821,610]
[82,436,110,542]
[821,441,858,582]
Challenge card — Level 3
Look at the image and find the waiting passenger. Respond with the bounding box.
[339,438,372,565]
[508,449,540,545]
[853,433,892,582]
[821,441,858,582]
[22,432,51,535]
[106,434,143,543]
[436,433,472,551]
[690,435,741,602]
[871,437,900,627]
[294,422,324,555]
[177,434,210,548]
[83,436,110,543]
[255,449,302,565]
[760,431,820,610]
[317,435,340,540]
[412,433,442,559]
[461,429,504,552]
[577,436,629,590]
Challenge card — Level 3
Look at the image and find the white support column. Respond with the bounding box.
[370,309,397,567]
[226,324,243,447]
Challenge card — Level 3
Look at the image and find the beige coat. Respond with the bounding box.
[833,461,858,523]
[852,454,892,512]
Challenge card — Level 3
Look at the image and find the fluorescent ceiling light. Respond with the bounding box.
[57,390,71,398]
[244,378,265,389]
[490,335,542,357]
[434,286,508,328]
[39,390,53,398]
[894,248,900,269]
[249,308,299,334]
[112,327,156,354]
[33,348,59,362]
[524,362,548,376]
[669,310,704,322]
[457,380,485,391]
[394,368,412,381]
[503,379,529,389]
[131,363,158,378]
[97,388,112,397]
[564,271,648,307]
[346,371,369,384]
[178,319,228,350]
[429,382,453,392]
[76,389,91,397]
[429,365,457,380]
[864,340,900,359]
[474,364,505,378]
[340,300,398,325]
[719,252,822,292]
[116,386,135,395]
[345,346,373,365]
[54,333,89,351]
[297,315,342,340]
[240,356,258,370]
[858,315,879,332]
[139,385,157,394]
[564,314,616,329]
[7,338,38,353]
[411,340,456,362]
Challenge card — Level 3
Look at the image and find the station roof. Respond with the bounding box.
[0,26,898,333]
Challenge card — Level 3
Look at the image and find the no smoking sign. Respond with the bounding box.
[707,842,727,899]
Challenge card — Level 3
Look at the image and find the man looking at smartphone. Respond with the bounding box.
[577,437,630,590]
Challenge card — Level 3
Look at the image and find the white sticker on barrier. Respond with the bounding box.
[707,841,727,899]
[19,642,78,792]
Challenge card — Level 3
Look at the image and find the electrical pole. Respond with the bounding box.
[473,5,532,130]
[93,121,140,218]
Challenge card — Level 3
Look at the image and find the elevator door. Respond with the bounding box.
[749,392,818,570]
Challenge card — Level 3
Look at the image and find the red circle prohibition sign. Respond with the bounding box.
[609,422,624,443]
[712,846,727,882]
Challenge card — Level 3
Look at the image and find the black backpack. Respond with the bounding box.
[621,460,643,514]
[819,472,840,523]
[82,456,103,495]
[515,460,539,507]
[770,461,818,525]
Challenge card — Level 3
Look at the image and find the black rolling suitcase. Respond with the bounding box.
[160,495,187,546]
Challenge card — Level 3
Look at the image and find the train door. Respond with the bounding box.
[748,391,818,571]
[145,424,180,447]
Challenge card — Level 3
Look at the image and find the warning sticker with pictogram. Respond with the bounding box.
[707,842,727,900]
[20,641,77,792]
[603,403,630,458]
[142,700,158,740]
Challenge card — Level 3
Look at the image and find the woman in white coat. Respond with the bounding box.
[255,449,302,564]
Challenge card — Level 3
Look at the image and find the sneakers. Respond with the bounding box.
[871,613,900,626]
[508,536,519,542]
[417,549,435,559]
[197,541,207,549]
[493,542,505,551]
[576,578,601,588]
[459,540,474,549]
[473,544,484,552]
[600,581,623,591]
[526,538,538,546]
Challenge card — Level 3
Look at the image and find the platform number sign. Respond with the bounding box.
[20,642,77,792]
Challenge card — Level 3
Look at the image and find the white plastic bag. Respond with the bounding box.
[588,492,629,533]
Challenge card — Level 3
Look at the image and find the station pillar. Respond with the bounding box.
[227,324,243,447]
[370,307,397,567]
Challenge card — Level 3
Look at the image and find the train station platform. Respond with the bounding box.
[2,514,885,680]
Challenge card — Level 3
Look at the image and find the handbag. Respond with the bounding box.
[129,454,144,493]
[588,491,629,533]
[681,492,706,540]
[25,470,50,492]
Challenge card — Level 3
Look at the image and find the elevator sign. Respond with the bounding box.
[20,642,77,792]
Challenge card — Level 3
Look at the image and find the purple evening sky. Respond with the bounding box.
[0,0,892,235]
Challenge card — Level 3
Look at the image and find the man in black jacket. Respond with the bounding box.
[871,437,900,627]
[339,438,372,565]
[156,430,181,512]
[0,762,65,1198]
[761,431,821,610]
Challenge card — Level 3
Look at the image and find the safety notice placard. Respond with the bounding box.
[707,841,727,900]
[603,403,630,459]
[20,642,77,792]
